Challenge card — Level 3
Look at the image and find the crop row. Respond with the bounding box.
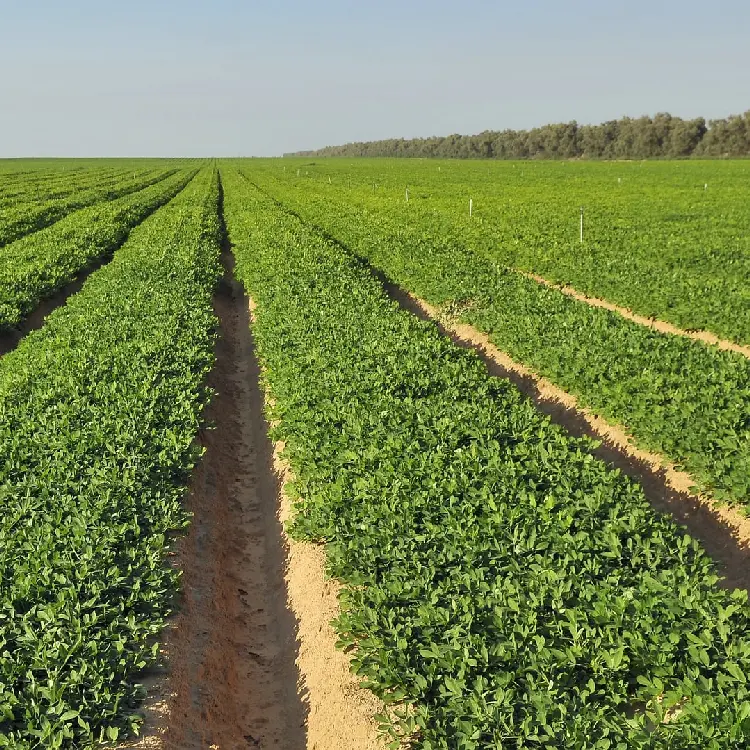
[265,159,750,346]
[0,166,123,207]
[0,169,196,333]
[222,166,750,748]
[0,167,180,248]
[0,167,220,747]
[246,171,750,508]
[0,163,113,199]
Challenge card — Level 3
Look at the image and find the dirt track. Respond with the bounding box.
[122,218,386,749]
[123,249,305,749]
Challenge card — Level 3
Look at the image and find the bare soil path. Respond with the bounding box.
[128,247,307,749]
[122,189,388,749]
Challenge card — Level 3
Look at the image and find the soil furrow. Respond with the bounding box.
[521,270,750,358]
[158,192,307,749]
[122,186,306,748]
[163,249,305,749]
[0,256,116,356]
[123,178,388,750]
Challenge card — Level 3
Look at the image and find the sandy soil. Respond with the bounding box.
[382,282,750,593]
[124,252,305,749]
[121,240,388,748]
[522,271,750,359]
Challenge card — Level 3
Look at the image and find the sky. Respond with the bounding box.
[1,0,748,157]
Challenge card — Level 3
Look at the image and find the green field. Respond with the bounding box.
[1,158,749,747]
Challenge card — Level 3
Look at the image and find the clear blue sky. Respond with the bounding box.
[1,0,748,157]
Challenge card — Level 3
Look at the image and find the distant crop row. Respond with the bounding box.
[0,166,123,206]
[0,164,111,201]
[223,166,750,747]
[267,159,750,346]
[0,168,181,248]
[0,169,195,333]
[0,168,220,747]
[248,170,750,508]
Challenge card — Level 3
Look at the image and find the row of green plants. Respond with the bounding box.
[0,163,119,197]
[0,169,196,333]
[0,168,221,747]
[0,168,179,248]
[222,166,750,748]
[0,166,124,206]
[0,161,191,203]
[263,158,750,345]
[246,169,750,508]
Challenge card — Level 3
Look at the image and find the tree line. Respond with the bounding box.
[287,112,750,160]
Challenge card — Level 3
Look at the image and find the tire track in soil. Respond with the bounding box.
[125,209,307,748]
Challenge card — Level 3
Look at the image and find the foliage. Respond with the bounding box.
[255,158,750,345]
[0,166,123,208]
[241,161,750,507]
[289,111,750,159]
[0,168,221,747]
[222,165,750,747]
[0,168,181,248]
[0,169,197,332]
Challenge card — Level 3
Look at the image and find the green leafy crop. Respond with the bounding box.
[0,167,221,747]
[0,169,197,333]
[245,164,750,508]
[223,165,750,748]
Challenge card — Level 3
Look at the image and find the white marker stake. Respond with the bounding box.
[405,188,409,202]
[704,183,708,191]
[329,177,332,184]
[580,207,584,243]
[469,198,473,218]
[297,169,300,177]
